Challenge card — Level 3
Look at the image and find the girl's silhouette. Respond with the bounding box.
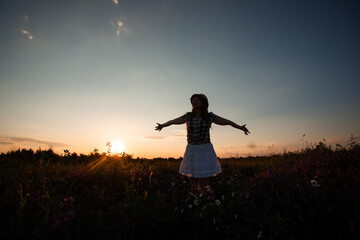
[155,94,250,196]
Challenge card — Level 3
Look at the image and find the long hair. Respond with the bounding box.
[189,93,210,125]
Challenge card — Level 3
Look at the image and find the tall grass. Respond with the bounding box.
[0,140,359,239]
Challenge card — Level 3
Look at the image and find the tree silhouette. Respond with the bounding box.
[106,142,112,155]
[63,149,70,157]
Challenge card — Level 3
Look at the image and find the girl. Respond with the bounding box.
[155,94,250,196]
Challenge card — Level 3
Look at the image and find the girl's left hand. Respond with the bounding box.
[241,124,250,135]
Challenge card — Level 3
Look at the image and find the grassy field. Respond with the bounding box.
[0,140,359,239]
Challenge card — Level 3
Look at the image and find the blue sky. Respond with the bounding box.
[1,0,359,157]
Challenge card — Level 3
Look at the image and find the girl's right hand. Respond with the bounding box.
[155,123,163,131]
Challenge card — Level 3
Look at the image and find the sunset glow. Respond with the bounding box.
[111,141,125,154]
[0,1,359,158]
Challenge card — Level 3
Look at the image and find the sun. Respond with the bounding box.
[112,141,125,154]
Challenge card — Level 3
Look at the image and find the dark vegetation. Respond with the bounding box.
[0,137,359,239]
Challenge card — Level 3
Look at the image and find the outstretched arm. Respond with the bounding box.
[155,116,185,131]
[213,116,250,135]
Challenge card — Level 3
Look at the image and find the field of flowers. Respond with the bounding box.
[0,140,359,239]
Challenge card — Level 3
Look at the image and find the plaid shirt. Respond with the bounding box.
[182,112,217,144]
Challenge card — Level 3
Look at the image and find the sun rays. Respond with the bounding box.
[87,156,108,172]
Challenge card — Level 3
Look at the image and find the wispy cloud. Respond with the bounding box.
[216,141,284,157]
[21,15,33,40]
[144,136,167,140]
[0,140,13,145]
[247,142,257,149]
[21,29,33,39]
[143,134,185,141]
[0,137,69,147]
[170,129,187,135]
[109,19,129,40]
[21,30,30,34]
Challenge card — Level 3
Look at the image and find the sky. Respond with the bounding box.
[1,0,359,158]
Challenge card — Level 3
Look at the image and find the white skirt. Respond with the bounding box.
[179,143,222,178]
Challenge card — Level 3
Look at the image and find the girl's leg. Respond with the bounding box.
[190,177,213,196]
[198,177,214,197]
[198,177,210,187]
[189,177,198,192]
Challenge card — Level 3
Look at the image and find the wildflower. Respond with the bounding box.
[215,199,221,206]
[257,230,263,239]
[310,179,320,187]
[63,196,74,204]
[202,206,207,211]
[194,199,199,206]
[221,195,225,200]
[188,204,193,209]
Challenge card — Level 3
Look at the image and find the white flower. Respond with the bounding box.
[194,199,199,206]
[221,195,225,200]
[310,179,320,187]
[202,206,207,211]
[215,199,221,206]
[188,204,193,209]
